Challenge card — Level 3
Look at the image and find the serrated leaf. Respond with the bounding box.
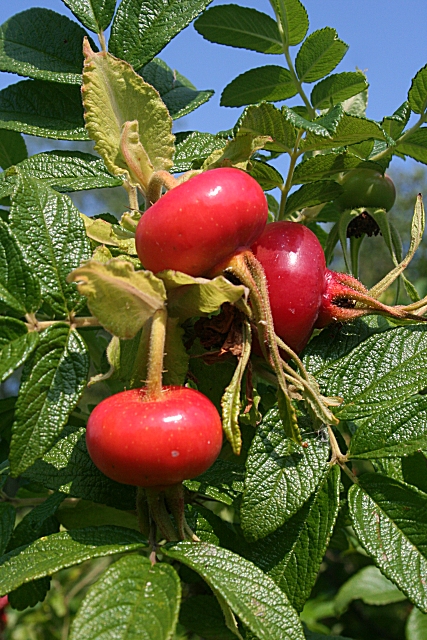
[302,113,389,155]
[203,133,271,170]
[292,153,382,185]
[295,28,348,84]
[408,64,427,115]
[7,491,64,551]
[81,214,136,253]
[270,0,308,47]
[397,127,427,164]
[109,0,212,70]
[0,130,27,169]
[23,425,137,510]
[311,71,369,110]
[164,542,305,640]
[179,594,236,640]
[8,577,51,611]
[402,452,427,494]
[406,606,427,639]
[195,5,282,54]
[282,104,332,138]
[334,565,406,615]
[349,474,427,612]
[0,503,15,556]
[349,394,427,459]
[0,80,87,140]
[9,324,89,476]
[248,160,283,191]
[70,555,180,640]
[62,0,116,32]
[314,325,427,421]
[382,101,411,140]
[284,181,343,216]
[172,131,226,172]
[0,9,94,84]
[69,259,166,339]
[0,218,41,315]
[10,175,91,316]
[82,40,174,190]
[0,318,39,384]
[57,500,139,531]
[184,459,245,506]
[240,407,330,541]
[140,58,213,120]
[237,103,297,152]
[221,66,297,108]
[0,526,147,596]
[247,464,340,612]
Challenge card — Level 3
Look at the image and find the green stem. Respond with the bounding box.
[370,111,427,163]
[146,308,167,400]
[328,426,359,484]
[145,487,179,542]
[278,134,304,220]
[146,171,178,208]
[98,30,107,52]
[25,314,100,332]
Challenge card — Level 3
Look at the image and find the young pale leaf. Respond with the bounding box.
[270,0,308,47]
[0,80,87,140]
[292,153,381,185]
[221,66,297,107]
[0,219,41,315]
[70,555,180,640]
[310,71,369,110]
[141,58,213,120]
[0,503,15,556]
[314,325,427,421]
[82,40,174,189]
[0,9,93,84]
[23,425,137,510]
[172,131,226,172]
[247,464,340,612]
[163,317,189,386]
[195,5,282,54]
[203,133,272,171]
[184,459,245,506]
[81,214,136,253]
[334,565,406,616]
[0,318,39,384]
[397,127,427,164]
[68,259,166,339]
[0,526,146,596]
[62,0,117,33]
[349,474,427,612]
[109,0,211,70]
[284,181,343,216]
[164,542,305,640]
[408,64,427,115]
[406,606,427,640]
[10,175,91,316]
[241,407,330,541]
[237,103,297,152]
[0,130,27,169]
[9,325,89,476]
[295,27,348,84]
[349,395,427,459]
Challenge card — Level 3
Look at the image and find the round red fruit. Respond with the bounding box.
[86,387,223,489]
[251,221,326,353]
[335,168,396,211]
[135,167,268,276]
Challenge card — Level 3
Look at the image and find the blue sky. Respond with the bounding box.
[1,1,427,171]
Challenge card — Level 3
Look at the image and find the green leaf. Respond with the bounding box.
[334,565,406,615]
[81,214,136,254]
[69,259,166,339]
[70,555,180,640]
[140,58,213,120]
[0,80,87,140]
[23,425,137,510]
[248,160,283,191]
[282,104,333,139]
[0,130,27,169]
[240,407,330,541]
[10,175,91,316]
[194,5,282,54]
[62,0,116,32]
[164,542,305,640]
[179,594,237,640]
[184,459,245,506]
[397,127,427,164]
[402,452,427,494]
[163,317,189,386]
[109,0,212,70]
[284,181,343,216]
[8,577,51,611]
[237,103,297,153]
[9,324,89,476]
[0,318,39,384]
[311,71,369,110]
[295,28,348,84]
[382,101,411,141]
[0,218,41,315]
[82,40,174,190]
[408,64,427,115]
[349,474,427,612]
[7,491,64,551]
[270,0,308,47]
[314,325,427,421]
[172,131,226,172]
[247,465,340,612]
[0,526,147,596]
[406,606,427,640]
[292,153,381,184]
[0,9,93,84]
[349,394,427,459]
[0,503,15,556]
[221,66,297,108]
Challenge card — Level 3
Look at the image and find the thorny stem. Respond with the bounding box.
[145,307,167,400]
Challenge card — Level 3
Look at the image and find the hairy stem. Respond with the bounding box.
[145,307,167,400]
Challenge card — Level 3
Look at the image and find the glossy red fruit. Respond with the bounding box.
[135,167,268,276]
[86,387,223,489]
[335,169,396,211]
[251,221,326,353]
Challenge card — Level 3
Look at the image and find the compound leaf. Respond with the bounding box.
[295,27,348,84]
[270,0,308,47]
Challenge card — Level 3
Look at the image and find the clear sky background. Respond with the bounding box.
[0,0,427,173]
